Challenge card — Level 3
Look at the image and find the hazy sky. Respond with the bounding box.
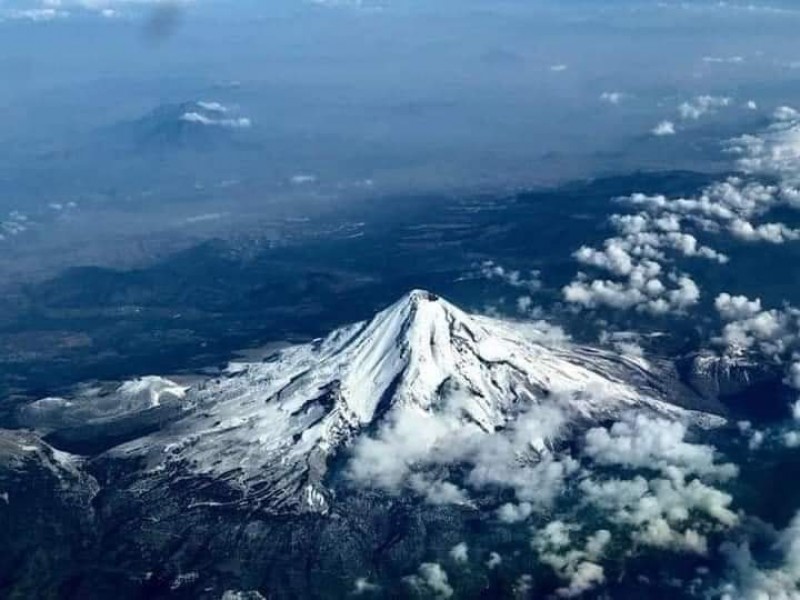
[3,0,800,280]
[3,0,800,188]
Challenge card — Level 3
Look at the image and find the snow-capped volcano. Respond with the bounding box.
[109,290,707,514]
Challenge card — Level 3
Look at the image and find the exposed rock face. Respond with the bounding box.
[0,429,97,596]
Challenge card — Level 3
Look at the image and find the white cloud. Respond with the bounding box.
[352,578,380,595]
[713,297,800,357]
[196,101,228,113]
[782,430,800,448]
[729,107,800,185]
[2,7,66,20]
[449,542,468,564]
[180,112,252,129]
[715,293,763,321]
[702,56,744,65]
[565,113,800,317]
[580,472,737,554]
[486,552,502,570]
[550,64,568,72]
[290,174,317,185]
[408,474,470,506]
[562,174,789,318]
[729,218,800,243]
[788,362,800,391]
[720,510,800,600]
[678,95,732,120]
[346,405,458,493]
[557,561,605,597]
[563,271,701,316]
[0,0,194,21]
[404,563,453,599]
[600,91,624,104]
[347,402,578,509]
[497,501,533,523]
[583,414,737,480]
[531,522,609,597]
[479,261,542,293]
[652,120,676,136]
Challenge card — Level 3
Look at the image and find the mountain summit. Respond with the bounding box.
[109,290,700,514]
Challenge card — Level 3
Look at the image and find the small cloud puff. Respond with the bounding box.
[678,95,731,120]
[719,510,800,600]
[180,112,251,129]
[449,542,468,563]
[352,578,380,595]
[652,120,676,136]
[532,522,609,597]
[702,56,744,65]
[600,91,625,105]
[404,563,453,599]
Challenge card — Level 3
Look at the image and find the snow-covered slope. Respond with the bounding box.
[19,376,187,432]
[110,290,707,514]
[683,351,779,400]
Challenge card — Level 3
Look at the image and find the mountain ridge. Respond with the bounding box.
[96,289,714,515]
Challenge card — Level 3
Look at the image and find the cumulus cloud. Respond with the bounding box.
[580,471,736,554]
[568,413,740,561]
[788,362,800,391]
[729,107,800,184]
[713,294,800,357]
[566,110,800,318]
[678,95,731,120]
[449,542,468,564]
[622,176,800,252]
[562,184,741,316]
[497,501,533,523]
[352,578,380,595]
[583,414,737,480]
[652,120,676,136]
[404,563,453,599]
[347,401,577,508]
[729,218,800,243]
[346,405,459,493]
[486,552,502,570]
[531,522,609,597]
[713,296,800,429]
[0,210,29,241]
[478,261,542,293]
[719,510,800,600]
[600,91,624,104]
[563,269,700,316]
[714,293,763,321]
